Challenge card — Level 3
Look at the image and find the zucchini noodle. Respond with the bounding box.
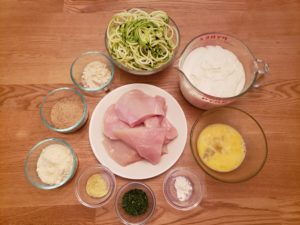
[106,8,177,71]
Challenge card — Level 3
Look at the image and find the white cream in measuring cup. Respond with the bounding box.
[176,33,269,109]
[181,45,245,98]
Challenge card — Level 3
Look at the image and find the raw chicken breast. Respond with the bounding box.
[144,116,162,128]
[113,127,166,165]
[144,116,178,144]
[103,104,129,140]
[162,145,168,154]
[115,90,167,127]
[161,117,178,144]
[103,137,141,166]
[102,89,178,166]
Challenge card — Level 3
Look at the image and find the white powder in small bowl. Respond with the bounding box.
[174,176,193,202]
[81,61,111,89]
[36,144,73,185]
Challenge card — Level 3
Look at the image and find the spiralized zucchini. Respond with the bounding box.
[106,8,177,71]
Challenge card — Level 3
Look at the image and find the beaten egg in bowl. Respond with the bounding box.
[197,123,246,172]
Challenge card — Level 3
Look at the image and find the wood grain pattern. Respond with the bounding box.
[1,0,300,224]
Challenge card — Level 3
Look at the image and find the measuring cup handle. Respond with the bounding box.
[253,59,269,88]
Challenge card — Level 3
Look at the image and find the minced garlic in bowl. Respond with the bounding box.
[86,174,109,198]
[75,165,116,208]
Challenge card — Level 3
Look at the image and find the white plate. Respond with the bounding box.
[89,83,187,179]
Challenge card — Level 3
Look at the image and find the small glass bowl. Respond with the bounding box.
[24,138,78,190]
[70,51,115,92]
[75,165,116,208]
[190,107,268,183]
[40,87,88,133]
[105,8,180,75]
[163,167,203,211]
[115,182,156,225]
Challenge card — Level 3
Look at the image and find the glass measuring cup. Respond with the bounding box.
[175,33,269,109]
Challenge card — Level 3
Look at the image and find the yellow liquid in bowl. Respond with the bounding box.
[86,174,108,198]
[197,124,246,172]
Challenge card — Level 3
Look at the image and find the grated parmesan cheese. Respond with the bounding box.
[36,144,73,185]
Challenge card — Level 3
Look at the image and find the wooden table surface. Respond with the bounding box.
[1,0,300,224]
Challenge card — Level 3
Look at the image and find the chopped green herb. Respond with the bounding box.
[122,189,148,216]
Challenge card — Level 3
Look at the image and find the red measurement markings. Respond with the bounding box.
[199,35,228,41]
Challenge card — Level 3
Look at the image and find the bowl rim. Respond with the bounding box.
[74,165,116,208]
[190,106,268,183]
[39,87,88,133]
[115,181,156,225]
[163,167,203,211]
[105,7,181,75]
[70,51,115,92]
[24,137,78,190]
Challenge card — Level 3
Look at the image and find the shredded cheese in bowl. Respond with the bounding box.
[36,144,73,185]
